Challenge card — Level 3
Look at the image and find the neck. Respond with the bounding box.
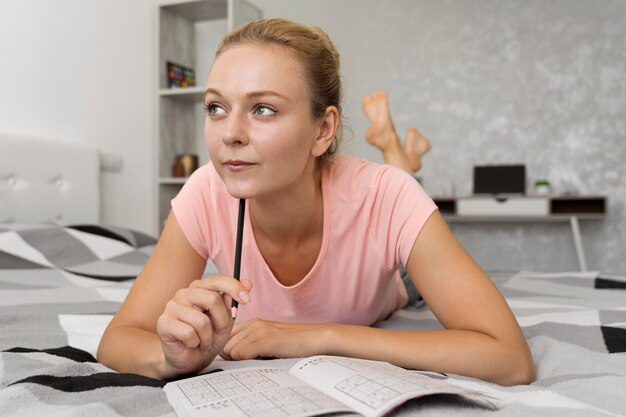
[249,166,324,246]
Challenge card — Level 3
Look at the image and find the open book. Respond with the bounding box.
[164,355,495,417]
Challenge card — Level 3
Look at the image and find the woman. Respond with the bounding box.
[97,18,535,386]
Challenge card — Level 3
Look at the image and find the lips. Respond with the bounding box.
[224,160,256,172]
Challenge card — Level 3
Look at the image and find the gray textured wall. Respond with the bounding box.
[325,0,626,273]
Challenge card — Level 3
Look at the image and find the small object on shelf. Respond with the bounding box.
[167,61,196,88]
[534,179,551,196]
[172,154,199,177]
[156,0,264,233]
[172,162,185,177]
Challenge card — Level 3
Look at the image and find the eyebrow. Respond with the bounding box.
[204,88,290,102]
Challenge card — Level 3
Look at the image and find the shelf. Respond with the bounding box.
[550,196,606,215]
[155,0,263,234]
[432,195,606,272]
[159,0,227,22]
[432,196,607,220]
[159,87,206,102]
[442,214,605,223]
[159,177,188,185]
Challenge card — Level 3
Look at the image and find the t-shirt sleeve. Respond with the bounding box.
[170,165,212,260]
[372,167,438,269]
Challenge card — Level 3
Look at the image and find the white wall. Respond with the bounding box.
[2,0,625,272]
[0,0,155,234]
[249,0,626,273]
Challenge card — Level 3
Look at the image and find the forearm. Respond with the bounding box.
[97,325,168,379]
[320,325,535,386]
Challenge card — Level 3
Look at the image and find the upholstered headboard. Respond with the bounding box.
[0,133,100,224]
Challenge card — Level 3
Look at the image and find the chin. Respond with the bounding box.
[225,187,249,200]
[215,170,254,199]
[223,182,258,200]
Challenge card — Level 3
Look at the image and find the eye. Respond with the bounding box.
[253,105,277,117]
[205,102,225,116]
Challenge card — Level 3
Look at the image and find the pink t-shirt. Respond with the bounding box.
[171,156,437,326]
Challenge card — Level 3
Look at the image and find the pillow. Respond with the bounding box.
[0,223,156,280]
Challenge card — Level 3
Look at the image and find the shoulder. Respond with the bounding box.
[172,161,233,223]
[325,156,435,219]
[327,156,417,194]
[171,162,237,259]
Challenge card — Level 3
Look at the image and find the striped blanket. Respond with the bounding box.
[1,223,625,416]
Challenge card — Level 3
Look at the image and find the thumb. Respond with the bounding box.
[240,279,254,292]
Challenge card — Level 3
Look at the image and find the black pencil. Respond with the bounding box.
[231,198,246,319]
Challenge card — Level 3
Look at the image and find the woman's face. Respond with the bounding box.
[204,43,327,200]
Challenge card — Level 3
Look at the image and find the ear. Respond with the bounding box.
[311,106,339,157]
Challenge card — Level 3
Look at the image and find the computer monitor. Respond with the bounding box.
[473,165,526,195]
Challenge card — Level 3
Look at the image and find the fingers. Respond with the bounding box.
[223,320,316,361]
[223,319,274,361]
[159,275,252,351]
[180,293,227,349]
[223,322,252,360]
[240,278,254,292]
[191,275,252,320]
[159,297,220,351]
[157,315,201,348]
[191,275,252,306]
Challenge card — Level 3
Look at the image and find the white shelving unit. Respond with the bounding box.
[158,86,206,101]
[155,0,262,233]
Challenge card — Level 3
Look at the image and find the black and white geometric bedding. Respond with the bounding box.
[1,223,625,416]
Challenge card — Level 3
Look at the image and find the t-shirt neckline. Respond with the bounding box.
[245,167,331,290]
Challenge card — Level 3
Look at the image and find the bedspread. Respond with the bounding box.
[1,223,625,416]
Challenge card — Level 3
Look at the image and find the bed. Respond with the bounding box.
[1,134,625,417]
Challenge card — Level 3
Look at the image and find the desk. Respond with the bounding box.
[433,196,607,272]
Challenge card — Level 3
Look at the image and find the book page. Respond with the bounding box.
[290,356,493,417]
[164,367,356,417]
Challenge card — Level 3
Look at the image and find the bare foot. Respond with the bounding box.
[362,91,398,151]
[404,127,431,172]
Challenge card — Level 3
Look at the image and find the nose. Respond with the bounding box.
[222,110,249,147]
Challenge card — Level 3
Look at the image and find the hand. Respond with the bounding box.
[221,318,329,361]
[156,276,253,378]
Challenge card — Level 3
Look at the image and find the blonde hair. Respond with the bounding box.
[216,18,344,169]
